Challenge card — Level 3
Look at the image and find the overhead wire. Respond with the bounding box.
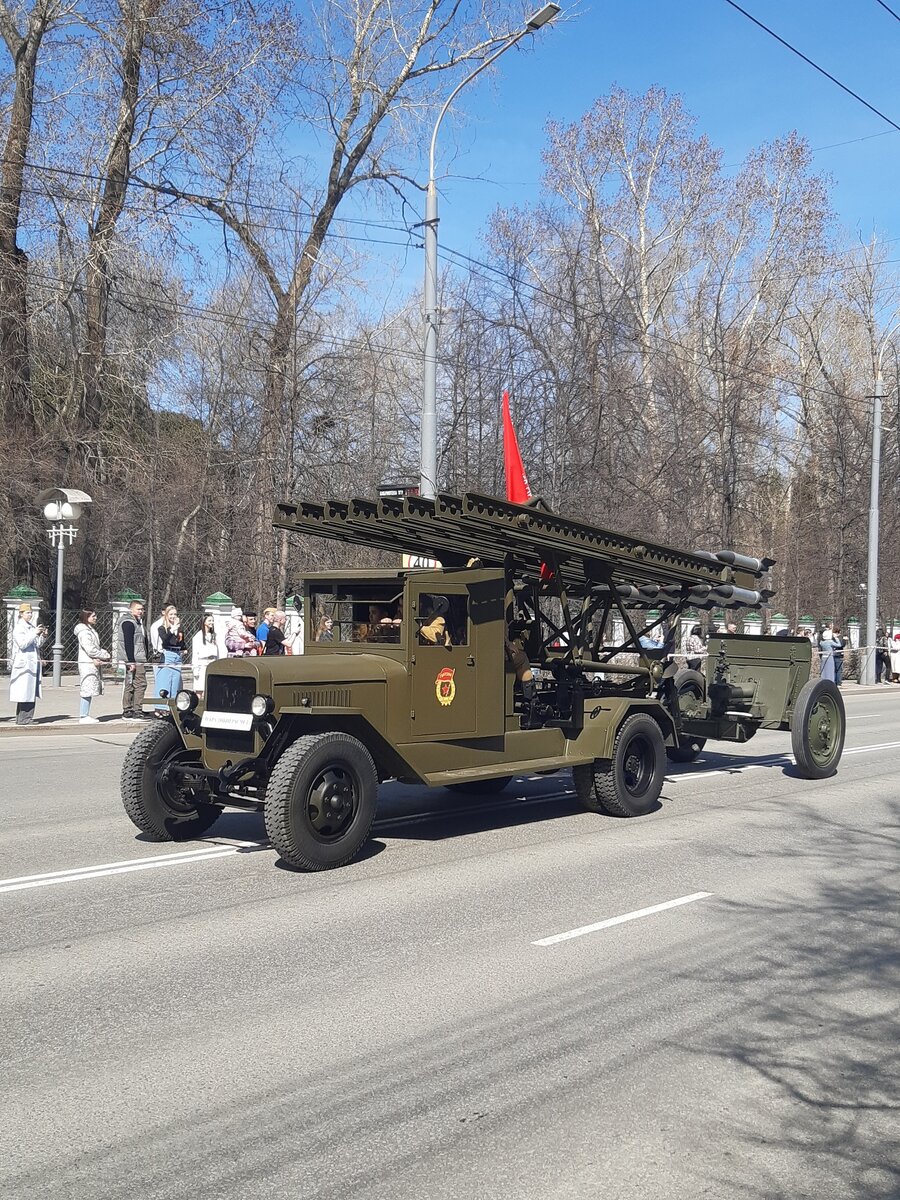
[723,0,900,133]
[8,160,897,431]
[874,0,900,24]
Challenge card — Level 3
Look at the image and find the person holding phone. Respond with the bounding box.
[8,602,47,725]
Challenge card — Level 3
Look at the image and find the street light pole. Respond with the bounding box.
[864,371,883,684]
[52,531,65,687]
[419,3,560,499]
[38,488,92,687]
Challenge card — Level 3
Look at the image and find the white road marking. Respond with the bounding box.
[664,739,900,783]
[0,845,241,893]
[6,737,899,898]
[533,891,713,946]
[846,714,885,719]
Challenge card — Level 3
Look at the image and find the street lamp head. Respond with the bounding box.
[37,487,92,524]
[526,3,560,30]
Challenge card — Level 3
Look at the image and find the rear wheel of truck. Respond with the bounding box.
[791,679,845,779]
[447,776,513,795]
[121,721,221,841]
[574,712,666,817]
[265,732,377,870]
[666,669,707,763]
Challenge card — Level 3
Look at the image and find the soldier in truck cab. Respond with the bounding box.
[418,595,452,645]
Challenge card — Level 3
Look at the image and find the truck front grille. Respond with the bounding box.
[207,674,256,713]
[205,674,256,755]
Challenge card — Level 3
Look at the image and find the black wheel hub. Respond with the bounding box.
[622,735,653,796]
[306,766,359,841]
[157,750,209,814]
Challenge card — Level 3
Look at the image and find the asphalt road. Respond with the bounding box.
[2,690,898,1200]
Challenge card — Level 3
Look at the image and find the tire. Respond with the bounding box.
[120,721,221,841]
[575,712,666,817]
[666,740,706,763]
[791,678,845,779]
[447,776,513,796]
[264,732,378,870]
[666,669,707,762]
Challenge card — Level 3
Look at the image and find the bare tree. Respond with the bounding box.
[0,0,73,427]
[163,0,520,603]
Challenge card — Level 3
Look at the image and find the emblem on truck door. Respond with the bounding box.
[435,667,456,706]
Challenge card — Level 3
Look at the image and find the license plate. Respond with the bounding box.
[201,710,254,732]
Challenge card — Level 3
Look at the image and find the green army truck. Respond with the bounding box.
[120,492,846,870]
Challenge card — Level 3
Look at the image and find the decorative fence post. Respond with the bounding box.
[770,612,790,635]
[203,592,234,654]
[4,585,43,674]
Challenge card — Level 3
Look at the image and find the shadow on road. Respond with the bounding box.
[150,743,828,856]
[675,796,900,1199]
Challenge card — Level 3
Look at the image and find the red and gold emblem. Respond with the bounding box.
[435,666,456,706]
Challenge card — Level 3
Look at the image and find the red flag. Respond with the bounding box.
[502,390,532,504]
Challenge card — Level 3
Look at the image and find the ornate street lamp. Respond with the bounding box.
[37,487,93,687]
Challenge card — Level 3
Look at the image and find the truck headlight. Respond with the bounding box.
[175,690,197,712]
[251,694,273,717]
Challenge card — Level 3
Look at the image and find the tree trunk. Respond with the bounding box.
[79,0,151,428]
[0,1,50,430]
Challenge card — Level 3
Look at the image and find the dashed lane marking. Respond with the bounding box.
[533,892,713,946]
[4,741,899,896]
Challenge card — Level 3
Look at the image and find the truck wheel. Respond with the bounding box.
[447,777,513,796]
[121,721,221,841]
[791,679,845,779]
[666,669,707,761]
[666,739,706,763]
[575,713,666,817]
[265,732,377,870]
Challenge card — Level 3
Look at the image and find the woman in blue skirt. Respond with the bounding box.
[157,606,185,701]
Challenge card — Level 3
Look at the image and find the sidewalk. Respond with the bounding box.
[0,676,164,735]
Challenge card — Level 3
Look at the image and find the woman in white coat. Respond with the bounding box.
[191,614,219,697]
[9,602,47,725]
[74,609,111,723]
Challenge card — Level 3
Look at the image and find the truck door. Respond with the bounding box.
[407,571,505,741]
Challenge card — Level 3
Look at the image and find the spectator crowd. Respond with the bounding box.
[8,598,900,726]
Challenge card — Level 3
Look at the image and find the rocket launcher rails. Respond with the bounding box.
[273,491,774,606]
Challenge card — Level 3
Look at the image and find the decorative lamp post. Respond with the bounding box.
[419,2,560,498]
[38,488,93,687]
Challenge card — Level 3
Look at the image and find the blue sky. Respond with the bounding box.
[405,0,900,272]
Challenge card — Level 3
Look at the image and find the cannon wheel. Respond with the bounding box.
[574,712,666,817]
[666,669,708,763]
[265,732,377,870]
[447,777,513,796]
[121,721,221,841]
[791,679,845,779]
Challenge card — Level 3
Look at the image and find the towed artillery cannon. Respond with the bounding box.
[120,492,845,870]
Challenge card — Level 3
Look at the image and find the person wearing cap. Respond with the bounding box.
[9,602,48,725]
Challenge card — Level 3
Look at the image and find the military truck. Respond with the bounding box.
[120,492,845,870]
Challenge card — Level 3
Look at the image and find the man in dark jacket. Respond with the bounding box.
[116,600,151,720]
